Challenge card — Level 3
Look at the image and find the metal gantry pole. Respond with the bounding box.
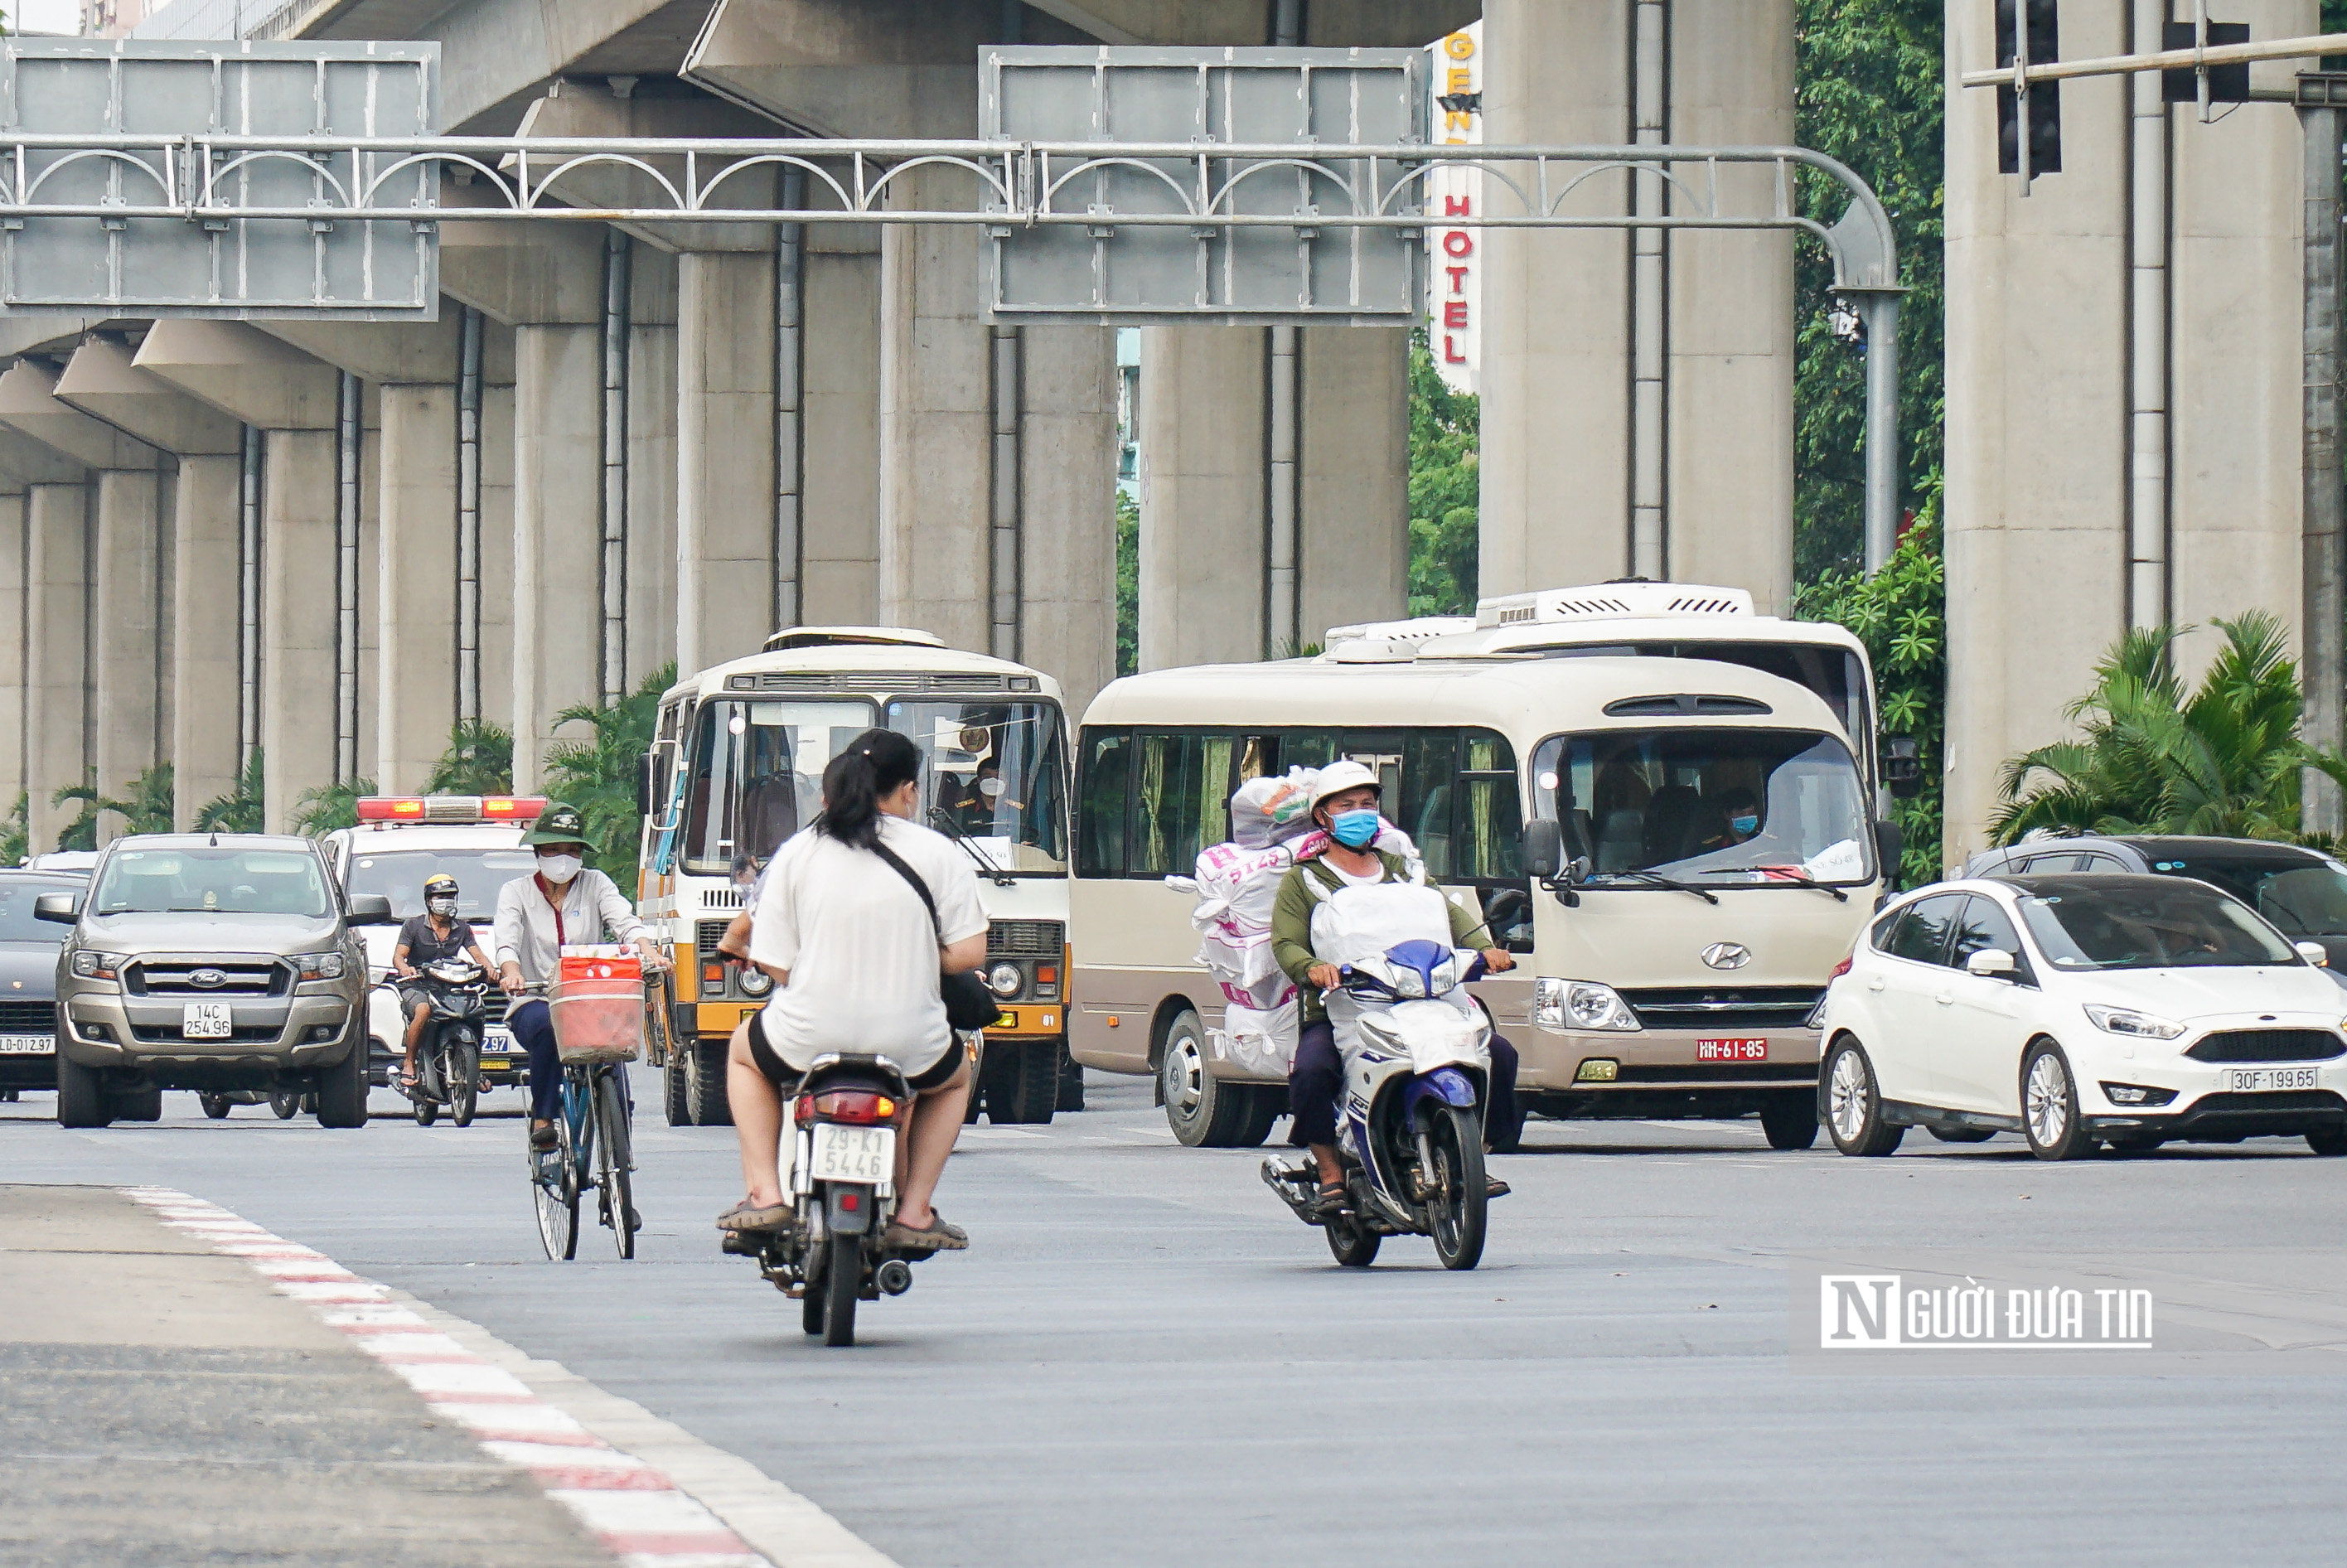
[600,228,631,706]
[456,306,482,726]
[2300,99,2345,834]
[335,370,361,782]
[1857,291,1903,573]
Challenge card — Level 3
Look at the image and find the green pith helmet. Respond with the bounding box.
[521,801,590,849]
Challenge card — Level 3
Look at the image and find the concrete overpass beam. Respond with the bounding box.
[802,229,882,625]
[1138,326,1265,669]
[627,248,680,689]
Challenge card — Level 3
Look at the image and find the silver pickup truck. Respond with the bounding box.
[39,833,392,1128]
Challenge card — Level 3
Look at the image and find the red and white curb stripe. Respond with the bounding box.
[122,1185,772,1568]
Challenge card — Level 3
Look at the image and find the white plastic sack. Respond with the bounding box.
[1210,996,1298,1078]
[1230,768,1320,849]
[1307,880,1457,971]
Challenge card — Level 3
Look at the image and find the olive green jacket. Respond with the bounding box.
[1270,849,1493,1024]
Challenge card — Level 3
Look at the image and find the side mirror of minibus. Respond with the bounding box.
[33,891,80,924]
[636,751,656,817]
[1964,947,2017,980]
[1882,737,1924,800]
[1522,818,1563,882]
[1872,818,1904,890]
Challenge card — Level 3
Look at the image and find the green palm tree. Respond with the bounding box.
[542,663,675,874]
[292,776,378,836]
[425,719,515,796]
[195,751,267,834]
[0,792,27,867]
[51,764,173,849]
[1992,612,2347,846]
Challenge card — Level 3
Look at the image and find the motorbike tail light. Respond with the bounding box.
[811,1090,898,1125]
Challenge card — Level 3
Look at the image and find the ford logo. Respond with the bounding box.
[188,968,229,989]
[1701,942,1752,971]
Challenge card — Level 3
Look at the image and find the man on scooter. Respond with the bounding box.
[1270,761,1522,1214]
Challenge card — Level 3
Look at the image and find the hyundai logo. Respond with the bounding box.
[1701,942,1752,971]
[188,968,229,989]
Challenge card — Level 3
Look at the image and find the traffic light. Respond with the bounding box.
[1996,0,2062,176]
[2162,21,2251,104]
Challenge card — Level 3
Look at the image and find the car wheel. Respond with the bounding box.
[269,1088,301,1120]
[2020,1043,2090,1161]
[1055,1039,1086,1112]
[2306,1126,2347,1157]
[56,1053,113,1129]
[113,1084,162,1122]
[686,1039,733,1127]
[990,1038,1059,1125]
[663,1052,693,1126]
[1759,1091,1820,1150]
[1822,1038,1904,1156]
[199,1093,233,1120]
[2103,1131,2166,1155]
[313,1020,370,1130]
[1928,1125,1996,1144]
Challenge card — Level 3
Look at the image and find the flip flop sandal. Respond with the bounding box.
[1309,1182,1348,1217]
[529,1124,559,1152]
[716,1200,794,1232]
[884,1211,970,1251]
[1486,1176,1512,1199]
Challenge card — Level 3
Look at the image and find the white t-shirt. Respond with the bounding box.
[748,814,988,1072]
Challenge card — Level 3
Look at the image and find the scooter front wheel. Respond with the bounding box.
[1425,1102,1488,1270]
[1325,1209,1381,1268]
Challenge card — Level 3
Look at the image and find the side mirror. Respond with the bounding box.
[1883,737,1924,800]
[346,893,395,927]
[1964,947,2017,980]
[33,892,80,924]
[1522,818,1564,882]
[636,751,656,817]
[1872,819,1905,888]
[2296,941,2330,967]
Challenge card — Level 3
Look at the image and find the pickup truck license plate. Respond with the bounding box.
[807,1123,894,1184]
[181,1002,233,1040]
[2224,1066,2319,1093]
[1695,1038,1769,1062]
[0,1033,50,1054]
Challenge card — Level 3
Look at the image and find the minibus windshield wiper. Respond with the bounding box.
[927,807,1014,886]
[1592,869,1720,905]
[1733,867,1849,903]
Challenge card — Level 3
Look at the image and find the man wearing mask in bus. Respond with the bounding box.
[1270,762,1522,1216]
[494,803,664,1152]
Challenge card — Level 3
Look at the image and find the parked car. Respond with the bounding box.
[1964,835,2347,970]
[40,834,392,1128]
[1817,872,2347,1160]
[0,869,86,1102]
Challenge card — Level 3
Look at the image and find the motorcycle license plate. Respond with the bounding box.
[1696,1038,1768,1062]
[182,1002,233,1040]
[807,1123,895,1184]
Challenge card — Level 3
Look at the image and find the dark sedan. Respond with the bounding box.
[0,871,85,1098]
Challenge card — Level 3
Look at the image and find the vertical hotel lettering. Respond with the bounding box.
[1428,25,1483,394]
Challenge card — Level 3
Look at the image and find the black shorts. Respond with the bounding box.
[743,1007,969,1095]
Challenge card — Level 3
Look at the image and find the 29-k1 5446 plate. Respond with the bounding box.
[807,1123,895,1184]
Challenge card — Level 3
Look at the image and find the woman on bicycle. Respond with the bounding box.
[719,728,987,1251]
[394,872,494,1090]
[492,802,663,1151]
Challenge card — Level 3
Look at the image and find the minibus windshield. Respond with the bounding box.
[1533,728,1872,887]
[680,698,876,872]
[885,699,1067,874]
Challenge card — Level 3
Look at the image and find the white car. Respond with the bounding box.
[1817,872,2347,1160]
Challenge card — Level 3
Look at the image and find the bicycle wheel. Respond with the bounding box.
[532,1082,582,1261]
[593,1068,637,1260]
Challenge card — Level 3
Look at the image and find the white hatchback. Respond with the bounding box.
[1817,872,2347,1160]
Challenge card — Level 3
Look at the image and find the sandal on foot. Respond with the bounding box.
[1309,1182,1348,1217]
[717,1199,794,1232]
[529,1123,559,1152]
[883,1211,970,1251]
[1486,1176,1512,1199]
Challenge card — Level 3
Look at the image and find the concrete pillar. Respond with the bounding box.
[170,454,243,827]
[480,375,517,737]
[1299,328,1410,647]
[376,382,458,793]
[1480,0,1796,608]
[1940,0,2313,866]
[1018,325,1119,715]
[676,249,777,675]
[24,482,87,853]
[627,248,679,690]
[260,430,338,831]
[1138,327,1265,670]
[0,489,24,820]
[511,324,603,788]
[90,468,162,817]
[802,235,882,624]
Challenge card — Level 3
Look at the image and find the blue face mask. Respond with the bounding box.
[1730,814,1759,835]
[1328,809,1382,849]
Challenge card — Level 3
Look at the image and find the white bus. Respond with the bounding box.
[1072,585,1905,1149]
[638,627,1076,1127]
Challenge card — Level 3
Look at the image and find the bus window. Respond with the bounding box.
[884,699,1069,874]
[682,698,874,874]
[1454,733,1523,883]
[1078,729,1132,876]
[1131,731,1236,877]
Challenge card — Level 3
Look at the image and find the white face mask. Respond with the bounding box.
[426,895,457,917]
[537,853,583,884]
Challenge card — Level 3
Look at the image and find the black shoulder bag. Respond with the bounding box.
[870,839,1001,1032]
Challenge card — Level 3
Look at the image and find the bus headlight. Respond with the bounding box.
[738,967,774,998]
[1534,977,1641,1033]
[987,962,1023,999]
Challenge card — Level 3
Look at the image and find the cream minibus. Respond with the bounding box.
[1071,627,1899,1149]
[638,627,1076,1128]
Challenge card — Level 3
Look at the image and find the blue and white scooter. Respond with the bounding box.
[1264,936,1495,1270]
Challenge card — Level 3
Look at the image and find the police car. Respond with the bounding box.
[320,796,546,1091]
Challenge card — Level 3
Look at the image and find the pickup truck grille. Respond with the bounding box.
[129,960,287,998]
[990,920,1064,957]
[0,1000,55,1032]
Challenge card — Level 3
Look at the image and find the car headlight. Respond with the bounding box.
[296,951,346,982]
[738,966,774,998]
[2083,1003,2185,1040]
[1533,977,1641,1032]
[70,950,123,981]
[986,962,1023,999]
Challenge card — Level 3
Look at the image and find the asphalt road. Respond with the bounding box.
[4,1073,2345,1567]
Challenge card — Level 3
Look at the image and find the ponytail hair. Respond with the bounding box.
[816,728,924,850]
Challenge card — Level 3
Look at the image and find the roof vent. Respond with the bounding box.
[1603,694,1774,719]
[762,625,948,652]
[1476,581,1756,629]
[1322,615,1476,646]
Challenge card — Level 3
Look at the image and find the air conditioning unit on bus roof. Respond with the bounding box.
[1474,581,1755,628]
[762,625,947,652]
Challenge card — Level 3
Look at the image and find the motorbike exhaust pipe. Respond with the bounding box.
[875,1258,914,1296]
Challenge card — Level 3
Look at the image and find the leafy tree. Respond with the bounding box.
[1793,506,1946,883]
[194,751,267,835]
[1991,612,2347,847]
[543,663,675,875]
[1114,488,1139,678]
[1407,330,1480,617]
[426,719,515,796]
[0,792,26,867]
[292,776,378,837]
[51,765,177,850]
[1793,0,1944,583]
